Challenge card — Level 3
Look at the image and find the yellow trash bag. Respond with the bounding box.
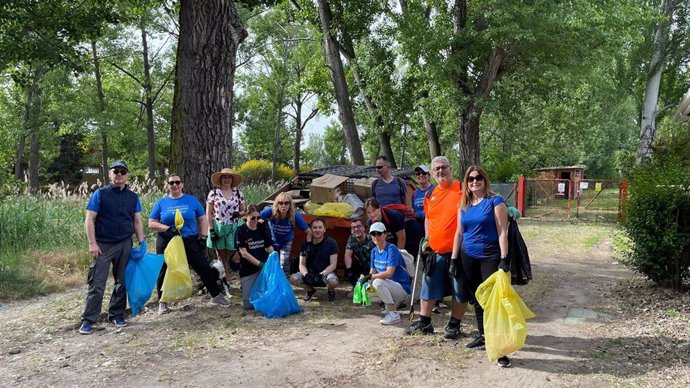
[313,202,353,218]
[476,270,535,361]
[160,209,193,303]
[304,201,322,215]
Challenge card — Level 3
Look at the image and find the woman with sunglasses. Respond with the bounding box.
[450,165,511,368]
[236,205,274,309]
[260,192,311,276]
[149,174,231,314]
[206,168,246,277]
[359,222,411,326]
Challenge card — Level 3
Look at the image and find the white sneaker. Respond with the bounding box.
[158,302,169,315]
[211,295,231,307]
[379,311,401,325]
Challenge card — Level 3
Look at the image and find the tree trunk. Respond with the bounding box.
[91,40,108,184]
[378,131,396,167]
[636,0,675,166]
[271,86,285,185]
[170,0,248,200]
[141,18,157,181]
[316,0,364,165]
[422,113,441,158]
[27,67,45,194]
[15,88,32,180]
[293,100,303,173]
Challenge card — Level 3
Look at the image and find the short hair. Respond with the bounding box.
[376,156,390,165]
[431,156,450,167]
[245,204,259,215]
[311,217,327,228]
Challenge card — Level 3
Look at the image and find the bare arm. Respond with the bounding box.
[299,254,308,275]
[344,248,354,268]
[239,247,263,267]
[320,253,338,276]
[133,212,144,243]
[304,227,312,243]
[371,266,396,280]
[396,229,406,249]
[450,208,463,260]
[148,219,170,233]
[85,210,100,259]
[205,201,214,233]
[494,203,509,258]
[198,215,209,238]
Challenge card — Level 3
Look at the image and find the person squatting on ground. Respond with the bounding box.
[364,197,424,259]
[406,156,470,339]
[206,168,246,278]
[236,205,274,310]
[260,192,312,276]
[79,161,146,335]
[451,165,512,368]
[290,218,339,302]
[372,155,408,207]
[344,218,375,290]
[359,222,411,326]
[149,174,231,314]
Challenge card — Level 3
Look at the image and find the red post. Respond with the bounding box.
[618,179,628,222]
[517,175,526,216]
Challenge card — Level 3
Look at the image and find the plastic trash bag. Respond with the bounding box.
[352,277,372,306]
[160,209,193,303]
[476,270,535,361]
[313,202,353,218]
[249,252,302,318]
[340,193,364,211]
[125,252,164,317]
[304,201,322,215]
[353,282,363,304]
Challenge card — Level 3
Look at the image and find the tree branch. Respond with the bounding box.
[110,62,143,86]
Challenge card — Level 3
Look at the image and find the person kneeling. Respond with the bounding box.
[290,218,339,302]
[361,222,411,326]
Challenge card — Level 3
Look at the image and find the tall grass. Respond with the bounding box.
[0,181,277,301]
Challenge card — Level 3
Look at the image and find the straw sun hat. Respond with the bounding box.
[210,168,243,188]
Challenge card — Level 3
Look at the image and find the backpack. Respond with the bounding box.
[372,176,407,205]
[380,204,416,223]
[399,249,416,279]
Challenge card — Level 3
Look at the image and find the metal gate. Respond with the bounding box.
[573,179,626,222]
[523,178,572,220]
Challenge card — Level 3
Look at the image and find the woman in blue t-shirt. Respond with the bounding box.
[450,166,511,367]
[148,174,231,314]
[260,192,311,276]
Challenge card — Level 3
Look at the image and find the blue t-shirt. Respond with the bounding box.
[149,194,205,237]
[260,208,309,249]
[412,184,435,220]
[372,177,407,206]
[370,243,411,294]
[460,196,505,260]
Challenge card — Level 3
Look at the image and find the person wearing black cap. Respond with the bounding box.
[79,160,146,335]
[411,164,434,228]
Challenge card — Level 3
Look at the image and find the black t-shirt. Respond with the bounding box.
[380,209,404,245]
[236,223,273,277]
[300,237,339,274]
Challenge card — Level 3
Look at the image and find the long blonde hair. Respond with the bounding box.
[459,165,495,211]
[271,192,296,225]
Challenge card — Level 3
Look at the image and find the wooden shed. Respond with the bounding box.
[534,165,586,197]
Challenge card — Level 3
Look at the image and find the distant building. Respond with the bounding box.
[534,165,586,198]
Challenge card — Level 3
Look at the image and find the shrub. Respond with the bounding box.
[622,160,690,290]
[237,159,294,184]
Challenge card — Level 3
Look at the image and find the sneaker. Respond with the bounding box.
[466,335,486,349]
[380,311,401,325]
[497,356,511,368]
[78,321,92,335]
[110,316,127,328]
[158,302,169,315]
[396,301,407,310]
[432,301,441,314]
[211,294,231,307]
[444,323,462,340]
[328,290,336,302]
[404,319,434,335]
[304,289,317,301]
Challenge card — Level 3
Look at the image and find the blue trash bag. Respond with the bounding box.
[125,252,165,317]
[249,252,302,318]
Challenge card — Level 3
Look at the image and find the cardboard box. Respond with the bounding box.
[310,174,349,204]
[352,177,376,200]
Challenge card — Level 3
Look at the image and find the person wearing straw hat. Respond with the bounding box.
[206,168,246,277]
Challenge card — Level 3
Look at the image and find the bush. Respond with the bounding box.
[237,159,294,184]
[622,160,690,290]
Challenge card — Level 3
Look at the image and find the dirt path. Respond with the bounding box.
[0,222,660,387]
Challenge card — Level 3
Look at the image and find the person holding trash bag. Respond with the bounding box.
[359,222,411,326]
[260,192,311,276]
[451,165,511,368]
[206,167,246,277]
[344,218,375,289]
[236,205,274,310]
[79,160,146,335]
[149,174,231,314]
[290,218,339,302]
[405,156,469,338]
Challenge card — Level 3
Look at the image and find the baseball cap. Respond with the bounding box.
[109,160,129,171]
[415,164,429,174]
[369,222,387,234]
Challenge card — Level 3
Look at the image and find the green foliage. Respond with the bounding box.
[622,160,690,289]
[237,159,294,184]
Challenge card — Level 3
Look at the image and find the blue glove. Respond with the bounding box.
[508,206,521,221]
[139,240,147,254]
[130,241,147,261]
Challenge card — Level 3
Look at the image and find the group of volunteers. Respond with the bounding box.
[79,154,514,368]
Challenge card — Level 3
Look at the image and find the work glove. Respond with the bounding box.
[448,259,461,278]
[508,206,521,221]
[420,236,430,253]
[210,229,219,242]
[345,267,356,284]
[303,272,318,287]
[498,256,511,272]
[358,274,372,284]
[198,235,207,250]
[164,225,180,238]
[258,261,265,269]
[130,241,147,261]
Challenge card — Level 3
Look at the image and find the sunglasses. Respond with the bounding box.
[370,231,384,236]
[416,172,428,176]
[467,175,485,183]
[113,169,128,176]
[433,165,449,172]
[248,216,259,221]
[277,201,291,206]
[168,180,182,185]
[375,165,386,170]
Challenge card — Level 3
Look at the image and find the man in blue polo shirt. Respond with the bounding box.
[79,160,145,335]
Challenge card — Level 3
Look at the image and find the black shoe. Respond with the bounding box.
[328,290,336,302]
[305,289,316,301]
[466,335,485,349]
[443,324,462,340]
[497,356,511,368]
[396,301,407,310]
[405,319,434,335]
